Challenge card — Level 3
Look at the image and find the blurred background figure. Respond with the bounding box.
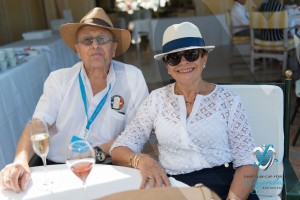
[258,0,286,41]
[230,0,250,36]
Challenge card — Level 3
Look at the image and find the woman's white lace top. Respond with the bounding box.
[111,83,256,175]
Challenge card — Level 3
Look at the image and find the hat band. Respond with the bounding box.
[162,37,205,53]
[81,18,112,28]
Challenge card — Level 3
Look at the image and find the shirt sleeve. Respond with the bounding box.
[33,72,63,126]
[227,96,256,168]
[110,91,156,154]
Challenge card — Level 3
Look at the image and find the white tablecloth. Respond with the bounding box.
[1,33,79,71]
[0,164,188,200]
[0,53,51,169]
[0,34,80,169]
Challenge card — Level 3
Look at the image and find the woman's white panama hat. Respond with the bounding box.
[154,22,215,60]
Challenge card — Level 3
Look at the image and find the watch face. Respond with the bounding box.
[95,147,106,163]
[97,151,106,162]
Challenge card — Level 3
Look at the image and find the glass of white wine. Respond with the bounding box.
[66,140,95,190]
[29,118,51,190]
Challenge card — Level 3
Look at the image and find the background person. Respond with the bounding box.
[0,7,148,192]
[231,0,250,36]
[111,22,259,200]
[259,0,285,41]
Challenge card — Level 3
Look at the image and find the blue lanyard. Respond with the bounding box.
[78,70,111,135]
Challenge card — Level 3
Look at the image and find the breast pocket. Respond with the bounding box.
[107,109,126,138]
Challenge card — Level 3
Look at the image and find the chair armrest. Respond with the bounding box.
[283,158,300,200]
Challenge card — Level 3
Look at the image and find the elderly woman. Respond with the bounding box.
[110,22,259,200]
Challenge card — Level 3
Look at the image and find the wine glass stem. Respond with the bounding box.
[41,156,49,185]
[83,180,87,191]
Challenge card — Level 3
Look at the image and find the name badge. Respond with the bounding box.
[70,135,84,143]
[111,95,124,110]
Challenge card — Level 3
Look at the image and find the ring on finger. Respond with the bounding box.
[146,176,153,181]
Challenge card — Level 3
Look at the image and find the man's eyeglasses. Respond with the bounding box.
[163,49,206,66]
[78,35,114,46]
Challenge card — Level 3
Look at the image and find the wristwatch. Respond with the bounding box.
[94,146,106,164]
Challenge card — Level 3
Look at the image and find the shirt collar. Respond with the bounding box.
[80,62,116,86]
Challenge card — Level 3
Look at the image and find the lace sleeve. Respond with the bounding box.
[228,96,256,168]
[110,91,157,154]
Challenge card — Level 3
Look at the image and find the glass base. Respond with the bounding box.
[35,178,54,192]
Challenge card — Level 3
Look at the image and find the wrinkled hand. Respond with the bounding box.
[0,162,30,192]
[138,156,170,189]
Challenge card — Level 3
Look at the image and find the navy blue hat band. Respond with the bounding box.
[162,37,206,53]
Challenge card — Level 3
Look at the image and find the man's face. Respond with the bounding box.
[75,26,118,71]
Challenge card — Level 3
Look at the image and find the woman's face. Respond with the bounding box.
[165,49,208,84]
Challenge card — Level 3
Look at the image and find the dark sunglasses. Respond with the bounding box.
[78,35,114,46]
[163,49,206,66]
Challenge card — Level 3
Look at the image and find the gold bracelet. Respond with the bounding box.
[133,153,140,169]
[130,153,140,168]
[129,153,137,167]
[135,154,152,169]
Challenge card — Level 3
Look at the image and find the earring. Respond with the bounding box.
[203,65,206,68]
[168,71,170,74]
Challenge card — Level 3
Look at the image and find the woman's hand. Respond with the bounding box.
[0,161,31,192]
[137,155,171,189]
[227,165,258,199]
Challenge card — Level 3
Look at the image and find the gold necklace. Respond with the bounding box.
[174,84,197,104]
[185,99,196,104]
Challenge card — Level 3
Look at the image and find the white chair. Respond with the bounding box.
[222,70,299,199]
[50,9,73,32]
[130,19,152,52]
[50,19,69,32]
[62,9,73,22]
[223,84,284,199]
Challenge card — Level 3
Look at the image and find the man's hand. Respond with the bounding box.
[0,162,31,192]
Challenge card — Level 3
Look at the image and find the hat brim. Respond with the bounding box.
[154,46,215,60]
[60,23,131,57]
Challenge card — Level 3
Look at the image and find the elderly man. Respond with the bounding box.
[231,0,250,36]
[0,7,148,192]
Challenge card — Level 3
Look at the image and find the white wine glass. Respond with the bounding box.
[66,140,95,190]
[29,118,51,190]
